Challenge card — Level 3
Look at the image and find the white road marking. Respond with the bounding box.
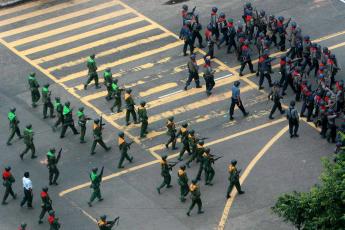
[339,0,345,3]
[158,89,183,98]
[215,73,233,81]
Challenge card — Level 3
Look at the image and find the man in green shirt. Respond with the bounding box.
[88,167,104,207]
[77,107,90,143]
[90,119,111,155]
[117,132,133,168]
[6,107,22,145]
[20,124,37,159]
[110,79,123,113]
[28,72,40,108]
[42,83,55,119]
[47,148,61,185]
[124,88,138,126]
[138,101,148,138]
[84,54,100,90]
[103,68,113,101]
[203,148,215,186]
[60,101,79,138]
[157,155,173,194]
[186,179,204,216]
[52,97,63,132]
[226,160,245,199]
[177,165,189,202]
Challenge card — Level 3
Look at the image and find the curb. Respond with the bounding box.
[0,0,30,8]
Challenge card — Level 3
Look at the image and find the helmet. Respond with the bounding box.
[231,160,237,165]
[319,74,325,79]
[244,39,249,45]
[44,83,49,88]
[198,140,204,145]
[78,107,84,111]
[55,97,60,101]
[94,119,100,124]
[192,179,197,184]
[207,24,213,31]
[118,131,124,137]
[162,155,167,160]
[259,32,264,37]
[212,7,218,12]
[185,20,191,25]
[311,43,317,48]
[323,47,329,53]
[105,67,111,72]
[140,101,146,106]
[280,55,286,60]
[48,210,55,215]
[237,24,243,29]
[290,100,296,107]
[228,18,234,23]
[263,49,269,56]
[182,4,188,11]
[21,223,27,228]
[190,53,196,60]
[29,72,35,77]
[245,2,251,8]
[5,166,11,171]
[219,12,225,18]
[168,116,174,121]
[338,80,344,86]
[234,81,240,87]
[10,107,16,112]
[65,101,70,107]
[90,54,95,59]
[182,123,188,128]
[291,22,297,28]
[49,148,56,153]
[278,16,284,21]
[180,165,186,170]
[260,10,265,16]
[189,129,195,135]
[113,79,118,84]
[205,148,210,153]
[126,88,132,94]
[330,54,336,59]
[269,14,275,20]
[204,56,211,64]
[92,167,98,172]
[100,215,107,220]
[304,35,310,41]
[26,124,32,129]
[42,186,48,192]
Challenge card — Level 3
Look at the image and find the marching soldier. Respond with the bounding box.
[41,83,55,119]
[203,57,215,96]
[180,20,194,56]
[258,49,274,90]
[77,107,90,143]
[7,107,22,145]
[203,148,215,186]
[110,79,123,113]
[52,97,63,132]
[239,40,255,76]
[268,82,285,119]
[124,88,138,126]
[103,68,113,101]
[38,187,53,224]
[98,215,119,230]
[226,160,245,198]
[156,155,173,194]
[186,180,204,216]
[184,54,201,90]
[90,119,111,155]
[186,140,204,168]
[2,166,17,205]
[138,101,148,138]
[177,165,189,202]
[188,130,197,157]
[84,54,100,90]
[47,148,61,186]
[165,116,177,150]
[191,15,204,48]
[177,123,191,161]
[286,100,299,138]
[47,210,61,230]
[20,124,37,160]
[88,167,104,207]
[28,72,40,108]
[60,101,79,138]
[118,132,134,169]
[210,7,219,39]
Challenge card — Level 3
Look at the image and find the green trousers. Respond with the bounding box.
[179,184,189,201]
[31,88,40,106]
[7,126,21,144]
[204,167,215,184]
[79,125,86,142]
[226,180,242,197]
[188,198,202,213]
[110,97,122,113]
[140,120,148,137]
[125,108,137,124]
[158,174,171,189]
[89,187,102,203]
[118,150,133,168]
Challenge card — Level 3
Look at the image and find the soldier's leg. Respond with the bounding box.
[166,175,172,187]
[89,189,97,203]
[180,186,186,202]
[226,182,234,198]
[239,62,246,75]
[196,165,203,181]
[187,200,196,214]
[80,126,86,143]
[185,74,193,90]
[20,144,30,158]
[38,207,47,222]
[269,103,278,118]
[140,121,147,137]
[98,139,110,151]
[60,125,67,138]
[259,72,265,88]
[2,187,10,204]
[157,177,167,190]
[70,124,79,135]
[84,74,93,89]
[30,144,36,158]
[178,145,186,160]
[131,109,138,123]
[94,73,100,88]
[183,41,188,55]
[235,181,244,193]
[95,187,102,200]
[118,154,125,168]
[43,103,48,118]
[49,103,55,118]
[125,109,130,125]
[49,169,53,185]
[197,198,203,213]
[208,168,215,184]
[53,168,59,184]
[289,120,294,137]
[248,60,254,72]
[7,128,16,145]
[294,122,299,136]
[90,140,97,154]
[196,32,203,47]
[124,152,133,163]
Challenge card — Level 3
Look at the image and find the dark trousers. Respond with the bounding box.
[270,101,284,116]
[279,34,286,51]
[195,164,204,181]
[166,133,176,149]
[53,114,63,129]
[43,102,54,118]
[229,98,247,118]
[205,76,215,95]
[7,126,21,144]
[259,72,273,87]
[158,175,171,189]
[188,198,202,213]
[85,72,99,87]
[218,32,228,47]
[118,150,133,168]
[204,45,214,58]
[39,206,52,220]
[289,119,299,136]
[240,60,254,74]
[227,38,237,53]
[111,97,122,113]
[227,180,242,197]
[178,142,191,160]
[60,123,78,138]
[79,125,86,142]
[192,32,203,47]
[183,39,194,55]
[20,189,33,208]
[283,76,296,94]
[327,124,337,143]
[308,59,319,77]
[21,143,36,158]
[90,139,108,153]
[49,167,59,184]
[126,108,137,124]
[2,185,15,202]
[185,72,200,88]
[140,120,148,137]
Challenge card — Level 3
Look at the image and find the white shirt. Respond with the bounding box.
[22,177,32,190]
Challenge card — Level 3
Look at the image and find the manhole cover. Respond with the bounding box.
[164,0,190,5]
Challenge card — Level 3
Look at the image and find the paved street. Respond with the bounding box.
[0,0,344,229]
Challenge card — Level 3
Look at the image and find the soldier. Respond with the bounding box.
[308,43,320,77]
[165,116,177,150]
[276,16,290,51]
[177,123,191,161]
[18,223,27,230]
[186,140,204,168]
[103,68,113,101]
[210,7,219,40]
[217,13,228,48]
[52,97,63,132]
[77,107,90,143]
[203,148,215,186]
[204,25,216,59]
[188,130,197,158]
[226,18,237,54]
[258,49,274,90]
[41,83,55,119]
[268,82,285,119]
[60,101,79,138]
[177,165,189,202]
[47,148,61,185]
[118,132,134,169]
[98,215,119,230]
[88,167,104,207]
[2,166,17,205]
[286,100,299,138]
[138,101,148,138]
[287,22,298,59]
[327,54,341,87]
[156,155,173,194]
[226,160,245,198]
[124,88,138,126]
[239,40,255,76]
[229,81,249,121]
[90,119,111,155]
[266,15,278,47]
[38,186,53,224]
[180,20,194,56]
[20,172,33,208]
[84,54,100,90]
[203,57,215,96]
[191,14,204,48]
[7,107,22,145]
[184,54,201,90]
[28,72,40,108]
[186,180,204,216]
[327,109,337,143]
[110,79,123,113]
[20,124,37,160]
[47,210,61,230]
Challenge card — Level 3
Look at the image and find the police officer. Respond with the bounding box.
[268,82,285,119]
[157,155,172,194]
[124,88,138,126]
[210,7,219,40]
[77,107,90,143]
[239,40,255,76]
[217,12,228,48]
[226,160,245,198]
[327,109,337,143]
[28,72,40,108]
[184,54,201,90]
[84,54,100,90]
[2,166,16,205]
[258,49,273,90]
[286,101,299,138]
[186,180,204,216]
[138,101,148,138]
[90,119,111,155]
[41,83,55,119]
[226,18,237,53]
[88,167,104,207]
[38,186,53,224]
[20,124,37,160]
[229,81,249,121]
[60,101,79,138]
[177,165,189,202]
[165,116,177,150]
[52,97,63,132]
[118,132,134,169]
[180,20,194,56]
[203,57,215,96]
[47,148,61,185]
[7,107,22,145]
[191,14,204,48]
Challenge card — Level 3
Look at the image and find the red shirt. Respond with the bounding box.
[2,171,11,180]
[48,215,55,225]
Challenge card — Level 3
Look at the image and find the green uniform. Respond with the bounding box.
[187,183,203,215]
[42,86,54,118]
[156,159,172,193]
[6,111,22,145]
[186,142,204,167]
[2,170,16,204]
[165,120,177,149]
[60,106,79,138]
[203,153,215,185]
[110,82,122,113]
[20,128,36,159]
[52,100,63,131]
[118,137,133,168]
[77,111,88,143]
[103,70,113,101]
[90,123,110,155]
[98,219,118,230]
[88,169,104,206]
[177,127,191,160]
[138,105,148,137]
[28,74,40,107]
[226,165,244,198]
[47,151,60,185]
[84,56,99,89]
[124,93,137,125]
[177,169,189,202]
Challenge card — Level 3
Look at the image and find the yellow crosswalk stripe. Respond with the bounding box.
[44,32,169,70]
[139,83,177,97]
[21,17,145,55]
[0,0,92,27]
[0,0,44,17]
[58,41,182,83]
[10,9,132,46]
[0,1,120,38]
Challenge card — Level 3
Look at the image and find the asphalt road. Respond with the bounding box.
[0,0,344,229]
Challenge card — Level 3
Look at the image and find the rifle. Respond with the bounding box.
[99,114,106,129]
[100,166,104,181]
[168,161,179,170]
[283,18,291,30]
[109,216,120,228]
[198,137,208,141]
[212,156,223,162]
[191,6,196,15]
[127,141,134,149]
[56,148,62,163]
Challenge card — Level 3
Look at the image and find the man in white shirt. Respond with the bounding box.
[20,172,33,208]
